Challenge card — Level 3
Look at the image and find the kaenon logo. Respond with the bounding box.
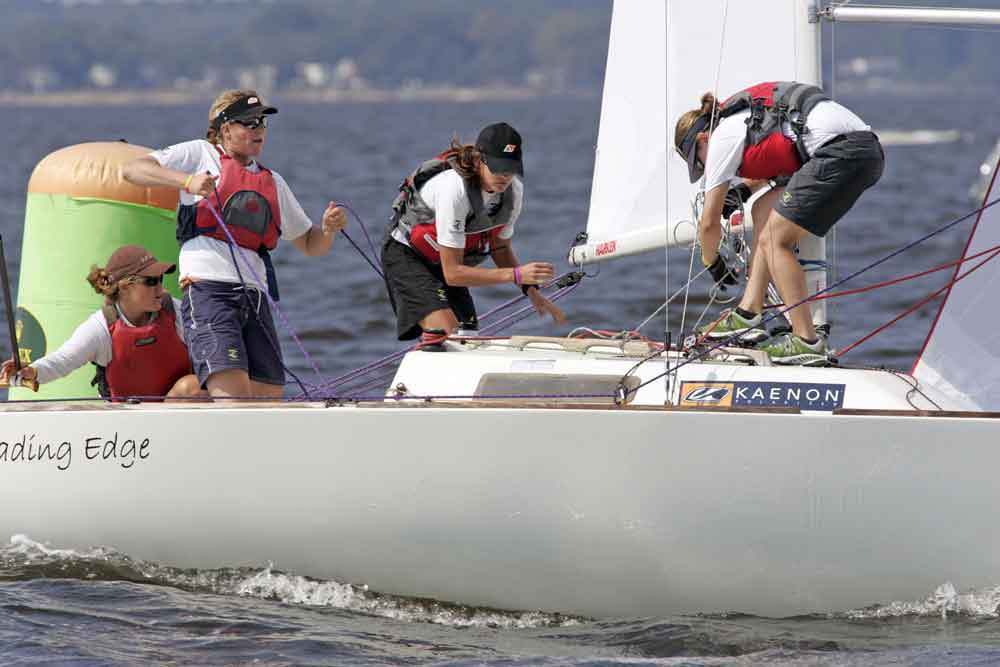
[683,386,730,402]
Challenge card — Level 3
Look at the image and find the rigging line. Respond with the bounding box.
[334,201,379,260]
[837,244,1000,357]
[764,239,1000,305]
[628,195,1000,395]
[634,265,710,334]
[710,0,729,135]
[203,199,327,388]
[340,229,384,279]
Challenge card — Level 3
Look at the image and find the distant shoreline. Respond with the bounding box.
[0,85,599,108]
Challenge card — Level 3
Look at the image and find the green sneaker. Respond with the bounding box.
[761,334,830,366]
[698,309,769,346]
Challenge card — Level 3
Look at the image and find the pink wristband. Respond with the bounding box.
[513,266,522,285]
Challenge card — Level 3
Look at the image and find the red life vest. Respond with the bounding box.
[718,81,829,180]
[391,150,517,266]
[101,295,192,400]
[186,147,282,252]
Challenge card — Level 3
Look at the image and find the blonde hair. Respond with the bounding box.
[674,92,720,153]
[86,265,133,304]
[205,89,262,144]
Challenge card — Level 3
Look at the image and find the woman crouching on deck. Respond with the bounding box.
[1,245,203,400]
[382,122,566,343]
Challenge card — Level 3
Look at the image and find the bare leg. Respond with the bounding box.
[250,380,284,398]
[205,368,253,400]
[419,308,459,335]
[165,373,207,400]
[739,187,782,315]
[755,208,814,340]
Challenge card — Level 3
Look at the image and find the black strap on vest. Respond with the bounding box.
[720,82,829,164]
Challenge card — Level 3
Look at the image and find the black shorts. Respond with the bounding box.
[381,237,478,341]
[775,130,884,237]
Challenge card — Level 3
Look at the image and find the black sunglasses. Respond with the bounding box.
[135,275,164,287]
[233,117,267,130]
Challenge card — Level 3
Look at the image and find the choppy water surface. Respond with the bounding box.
[3,93,1000,664]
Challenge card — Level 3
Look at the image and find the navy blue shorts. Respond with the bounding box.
[180,280,285,387]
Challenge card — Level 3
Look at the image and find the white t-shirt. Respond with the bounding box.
[703,100,871,192]
[31,299,185,385]
[150,140,314,288]
[391,169,521,248]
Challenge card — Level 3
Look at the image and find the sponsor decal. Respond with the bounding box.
[247,96,259,104]
[135,336,157,348]
[15,307,46,366]
[680,382,733,407]
[679,381,845,411]
[595,240,617,256]
[503,144,517,153]
[781,191,793,205]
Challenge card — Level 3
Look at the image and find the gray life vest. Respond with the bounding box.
[390,152,518,266]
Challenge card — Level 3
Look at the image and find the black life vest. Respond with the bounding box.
[718,81,829,179]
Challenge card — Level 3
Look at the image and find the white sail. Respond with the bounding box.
[571,0,821,265]
[912,155,1000,411]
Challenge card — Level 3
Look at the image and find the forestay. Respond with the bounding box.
[570,0,821,265]
[913,155,1000,411]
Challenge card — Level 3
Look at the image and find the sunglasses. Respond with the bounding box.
[232,116,267,130]
[134,275,164,287]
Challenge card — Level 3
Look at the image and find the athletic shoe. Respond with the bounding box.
[698,309,769,346]
[761,334,830,366]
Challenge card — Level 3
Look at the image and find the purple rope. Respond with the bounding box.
[336,201,380,260]
[479,282,579,334]
[203,200,327,386]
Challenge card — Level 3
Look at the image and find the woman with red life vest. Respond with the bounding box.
[0,245,202,400]
[381,122,566,343]
[675,82,884,365]
[123,90,348,398]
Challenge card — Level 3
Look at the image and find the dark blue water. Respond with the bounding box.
[3,93,1000,664]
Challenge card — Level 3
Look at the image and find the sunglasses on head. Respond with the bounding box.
[135,275,164,287]
[232,116,267,130]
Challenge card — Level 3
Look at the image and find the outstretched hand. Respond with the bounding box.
[517,262,555,285]
[321,202,348,236]
[527,288,567,324]
[185,172,218,198]
[1,358,38,387]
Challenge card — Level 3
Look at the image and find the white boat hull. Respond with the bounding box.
[3,401,998,618]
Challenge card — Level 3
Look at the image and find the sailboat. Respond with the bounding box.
[2,1,1000,619]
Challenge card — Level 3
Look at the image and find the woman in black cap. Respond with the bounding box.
[382,122,565,343]
[674,83,883,365]
[123,89,348,399]
[1,245,202,400]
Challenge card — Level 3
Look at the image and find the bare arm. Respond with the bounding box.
[123,156,217,197]
[698,182,730,266]
[290,202,348,257]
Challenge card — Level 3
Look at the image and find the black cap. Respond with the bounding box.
[475,122,523,176]
[677,113,711,183]
[211,94,278,130]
